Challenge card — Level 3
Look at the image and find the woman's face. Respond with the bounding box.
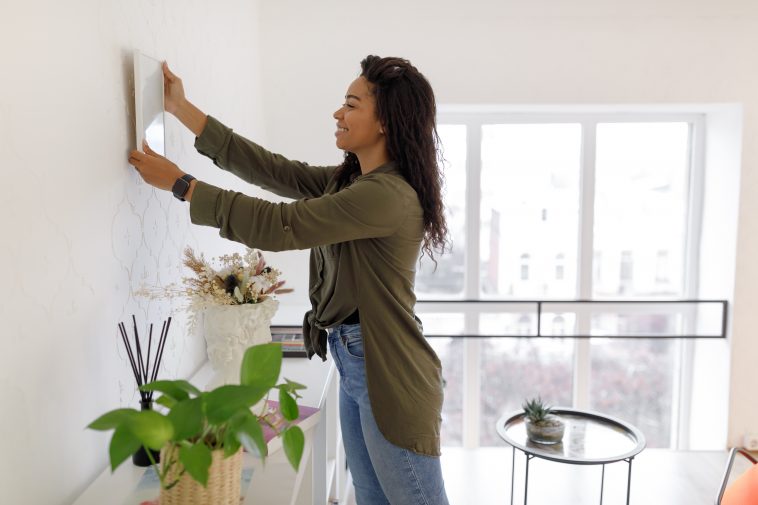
[333,76,385,156]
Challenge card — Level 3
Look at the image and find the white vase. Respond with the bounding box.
[202,297,279,390]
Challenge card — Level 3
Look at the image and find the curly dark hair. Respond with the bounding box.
[334,55,449,263]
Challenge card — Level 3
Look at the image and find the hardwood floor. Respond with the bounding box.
[347,448,739,504]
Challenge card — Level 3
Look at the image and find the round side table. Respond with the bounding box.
[496,408,646,505]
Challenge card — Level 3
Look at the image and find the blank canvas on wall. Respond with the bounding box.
[134,50,165,155]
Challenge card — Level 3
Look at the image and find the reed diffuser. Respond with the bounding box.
[117,315,172,466]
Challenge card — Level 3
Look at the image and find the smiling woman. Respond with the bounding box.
[127,55,451,505]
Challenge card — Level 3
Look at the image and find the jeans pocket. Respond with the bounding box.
[340,331,364,359]
[327,332,345,375]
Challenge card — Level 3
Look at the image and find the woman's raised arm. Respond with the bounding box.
[163,62,207,136]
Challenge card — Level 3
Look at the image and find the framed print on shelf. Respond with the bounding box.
[271,326,308,357]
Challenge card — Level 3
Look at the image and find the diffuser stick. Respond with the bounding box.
[120,322,142,386]
[150,320,167,384]
[118,323,141,389]
[153,316,171,383]
[145,323,153,385]
[132,315,145,387]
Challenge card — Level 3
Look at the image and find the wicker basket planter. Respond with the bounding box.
[160,445,243,505]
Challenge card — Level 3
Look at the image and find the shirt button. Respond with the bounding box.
[283,225,291,231]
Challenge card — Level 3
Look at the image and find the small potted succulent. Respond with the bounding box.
[522,397,565,445]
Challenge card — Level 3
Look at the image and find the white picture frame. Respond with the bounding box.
[133,50,165,156]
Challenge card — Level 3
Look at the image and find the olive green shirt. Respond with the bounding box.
[189,116,443,456]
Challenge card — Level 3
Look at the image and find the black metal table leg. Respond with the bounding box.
[524,454,533,505]
[510,446,515,505]
[599,464,605,505]
[625,457,634,505]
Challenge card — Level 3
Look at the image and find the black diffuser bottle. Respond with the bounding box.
[117,316,172,467]
[132,399,161,466]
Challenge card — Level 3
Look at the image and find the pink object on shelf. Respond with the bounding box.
[261,400,320,443]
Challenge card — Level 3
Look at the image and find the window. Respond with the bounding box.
[415,124,466,296]
[594,251,603,285]
[656,250,670,284]
[552,315,566,335]
[417,111,702,449]
[619,250,634,294]
[555,253,565,281]
[480,123,581,298]
[519,253,530,281]
[417,313,465,446]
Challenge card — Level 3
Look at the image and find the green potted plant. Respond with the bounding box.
[522,397,565,445]
[88,342,305,505]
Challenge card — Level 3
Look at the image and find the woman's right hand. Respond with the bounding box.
[163,62,186,115]
[161,61,208,136]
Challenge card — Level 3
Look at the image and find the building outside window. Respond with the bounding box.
[619,250,634,294]
[656,250,670,285]
[519,253,530,281]
[555,253,565,281]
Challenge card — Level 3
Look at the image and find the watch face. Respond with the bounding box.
[172,178,190,199]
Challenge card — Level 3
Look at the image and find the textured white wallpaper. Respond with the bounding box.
[0,1,266,503]
[111,167,198,405]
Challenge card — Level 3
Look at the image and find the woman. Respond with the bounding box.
[128,55,450,505]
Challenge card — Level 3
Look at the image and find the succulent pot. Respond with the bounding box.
[525,415,565,445]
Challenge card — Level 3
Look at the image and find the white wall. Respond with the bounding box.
[0,1,268,503]
[688,107,742,449]
[257,0,758,448]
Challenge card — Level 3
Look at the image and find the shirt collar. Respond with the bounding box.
[360,160,398,177]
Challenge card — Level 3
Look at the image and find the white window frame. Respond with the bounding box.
[432,109,706,449]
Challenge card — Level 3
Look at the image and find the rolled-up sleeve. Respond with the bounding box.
[189,175,408,252]
[187,181,222,228]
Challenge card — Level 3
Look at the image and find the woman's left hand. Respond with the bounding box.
[128,141,185,191]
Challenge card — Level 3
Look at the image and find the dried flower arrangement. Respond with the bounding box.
[139,247,292,328]
[181,247,291,305]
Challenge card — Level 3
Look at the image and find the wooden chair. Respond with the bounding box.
[717,447,758,504]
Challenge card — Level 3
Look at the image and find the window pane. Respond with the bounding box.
[480,124,582,298]
[593,122,690,297]
[420,313,464,446]
[416,125,466,296]
[590,337,677,448]
[480,338,573,446]
[590,122,690,449]
[481,313,537,336]
[429,337,463,446]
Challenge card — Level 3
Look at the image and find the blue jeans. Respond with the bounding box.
[328,323,450,505]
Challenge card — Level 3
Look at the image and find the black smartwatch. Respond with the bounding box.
[172,174,196,201]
